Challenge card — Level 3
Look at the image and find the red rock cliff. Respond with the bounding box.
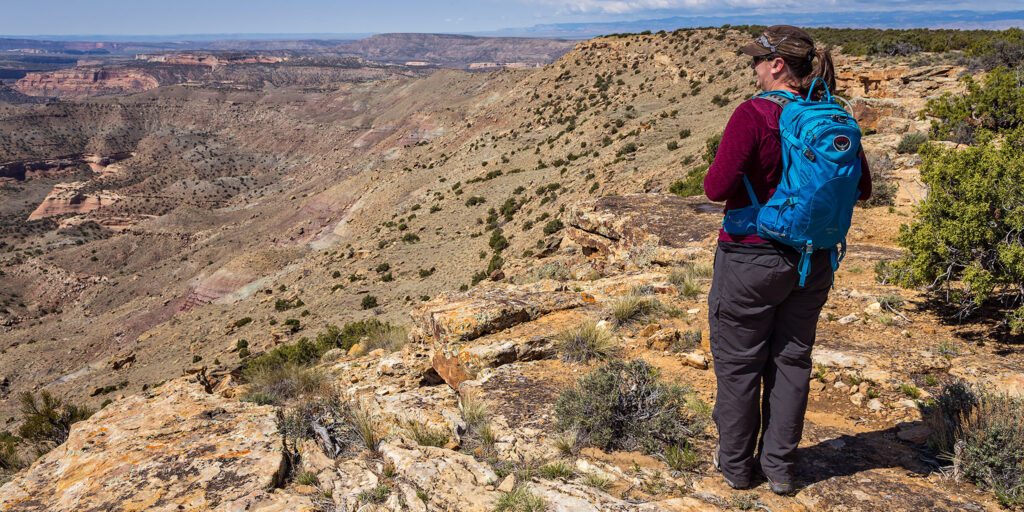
[15,68,159,98]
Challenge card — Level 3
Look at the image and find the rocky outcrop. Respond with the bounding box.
[411,283,592,388]
[27,182,121,220]
[565,193,720,271]
[0,153,130,183]
[0,378,308,511]
[835,59,962,99]
[15,68,160,98]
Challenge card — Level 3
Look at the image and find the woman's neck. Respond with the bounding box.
[763,78,799,94]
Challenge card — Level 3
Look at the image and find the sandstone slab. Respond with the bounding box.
[0,378,296,512]
[380,440,498,512]
[565,193,718,270]
[412,285,591,388]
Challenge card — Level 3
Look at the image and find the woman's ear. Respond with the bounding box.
[769,57,786,75]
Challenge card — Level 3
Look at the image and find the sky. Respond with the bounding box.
[1,0,1021,36]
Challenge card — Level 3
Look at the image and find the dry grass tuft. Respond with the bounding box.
[556,320,618,362]
[608,293,658,324]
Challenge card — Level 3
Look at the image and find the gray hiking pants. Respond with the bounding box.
[708,241,833,486]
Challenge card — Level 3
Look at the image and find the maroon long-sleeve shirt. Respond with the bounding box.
[704,97,872,244]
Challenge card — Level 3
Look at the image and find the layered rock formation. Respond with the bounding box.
[135,53,287,67]
[27,182,121,220]
[0,153,130,182]
[15,68,160,98]
[835,59,965,133]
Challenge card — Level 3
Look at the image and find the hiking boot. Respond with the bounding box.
[761,470,795,495]
[713,445,750,490]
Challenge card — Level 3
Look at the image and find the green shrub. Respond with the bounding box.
[245,337,320,373]
[665,442,700,471]
[669,269,702,299]
[283,319,301,333]
[17,391,93,454]
[361,295,378,310]
[241,392,279,405]
[924,67,1024,144]
[616,142,638,157]
[878,294,905,312]
[315,320,387,352]
[543,219,564,235]
[583,472,612,490]
[358,484,391,504]
[899,383,921,399]
[556,321,618,363]
[487,254,504,274]
[489,229,509,252]
[246,320,396,375]
[926,383,1024,506]
[296,470,319,486]
[555,359,699,453]
[892,127,1024,329]
[274,297,304,311]
[896,132,928,154]
[702,132,722,166]
[669,164,709,197]
[666,141,679,151]
[1,433,23,475]
[233,317,253,328]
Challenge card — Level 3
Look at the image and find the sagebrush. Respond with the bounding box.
[926,383,1024,507]
[555,359,703,453]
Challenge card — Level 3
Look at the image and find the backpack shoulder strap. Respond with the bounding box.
[759,94,791,109]
[755,90,797,109]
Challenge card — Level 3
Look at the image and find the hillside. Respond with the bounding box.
[0,27,1019,511]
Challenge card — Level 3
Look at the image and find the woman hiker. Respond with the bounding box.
[703,25,873,494]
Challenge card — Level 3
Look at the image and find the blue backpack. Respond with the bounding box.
[722,79,863,286]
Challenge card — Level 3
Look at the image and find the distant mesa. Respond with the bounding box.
[134,51,287,67]
[15,68,160,98]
